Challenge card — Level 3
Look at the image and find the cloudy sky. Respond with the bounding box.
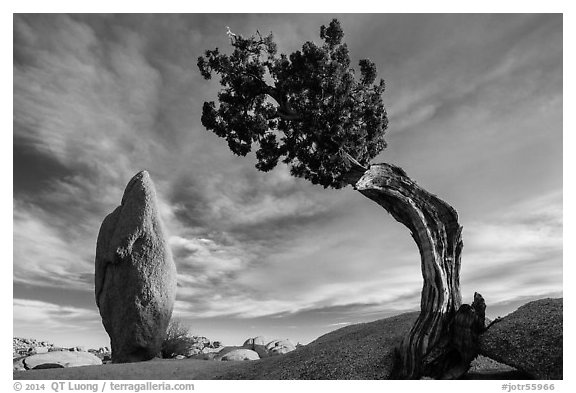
[13,14,562,349]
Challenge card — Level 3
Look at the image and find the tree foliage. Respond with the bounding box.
[198,19,388,188]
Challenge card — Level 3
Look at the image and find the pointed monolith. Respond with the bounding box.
[95,171,177,363]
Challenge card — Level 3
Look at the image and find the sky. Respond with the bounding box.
[12,14,563,349]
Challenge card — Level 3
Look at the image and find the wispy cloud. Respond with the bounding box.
[325,321,351,327]
[384,14,561,135]
[14,15,165,182]
[13,201,95,289]
[14,299,99,331]
[461,191,563,302]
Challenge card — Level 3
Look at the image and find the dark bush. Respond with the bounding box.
[161,319,195,359]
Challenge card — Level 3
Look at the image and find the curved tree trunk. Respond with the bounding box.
[343,159,468,379]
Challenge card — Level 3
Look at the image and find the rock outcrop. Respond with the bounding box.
[479,298,562,379]
[95,171,177,363]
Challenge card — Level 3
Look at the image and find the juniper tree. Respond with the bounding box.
[198,19,387,189]
[197,19,484,379]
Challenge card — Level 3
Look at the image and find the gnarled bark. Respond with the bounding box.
[345,161,466,378]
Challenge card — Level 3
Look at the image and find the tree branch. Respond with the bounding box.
[341,150,368,185]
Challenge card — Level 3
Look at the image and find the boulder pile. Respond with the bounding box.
[13,338,54,357]
[167,335,299,362]
[167,336,224,359]
[199,336,298,362]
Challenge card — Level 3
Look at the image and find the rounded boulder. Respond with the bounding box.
[265,339,296,356]
[218,349,260,361]
[479,298,562,379]
[24,351,102,369]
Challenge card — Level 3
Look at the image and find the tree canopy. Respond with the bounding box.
[198,19,388,188]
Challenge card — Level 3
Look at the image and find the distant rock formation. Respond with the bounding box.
[13,338,54,357]
[95,171,177,363]
[479,298,563,379]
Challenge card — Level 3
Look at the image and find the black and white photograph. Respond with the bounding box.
[12,10,565,384]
